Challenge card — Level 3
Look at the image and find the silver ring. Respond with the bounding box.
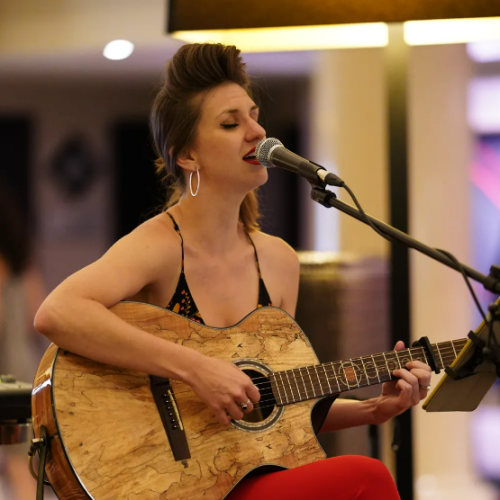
[240,398,251,411]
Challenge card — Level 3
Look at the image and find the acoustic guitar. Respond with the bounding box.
[32,302,465,500]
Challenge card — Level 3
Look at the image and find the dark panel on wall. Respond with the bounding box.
[0,116,32,218]
[169,0,500,31]
[252,78,305,249]
[258,124,300,249]
[112,118,300,248]
[112,121,165,239]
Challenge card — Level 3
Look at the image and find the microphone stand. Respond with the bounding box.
[309,184,500,378]
[309,186,500,295]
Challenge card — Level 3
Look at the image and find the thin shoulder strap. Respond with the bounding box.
[166,212,185,273]
[246,233,263,278]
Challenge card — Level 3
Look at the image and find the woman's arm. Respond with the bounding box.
[34,220,203,381]
[34,218,261,425]
[319,398,378,433]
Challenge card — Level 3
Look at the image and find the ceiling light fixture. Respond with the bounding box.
[404,17,500,46]
[103,40,135,60]
[171,23,388,52]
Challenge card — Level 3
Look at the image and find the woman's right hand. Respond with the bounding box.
[185,354,261,425]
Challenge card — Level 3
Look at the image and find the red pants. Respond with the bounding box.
[228,456,400,500]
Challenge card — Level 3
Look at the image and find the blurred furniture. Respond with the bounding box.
[0,375,32,445]
[295,252,390,458]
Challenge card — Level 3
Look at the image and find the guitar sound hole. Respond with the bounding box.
[240,369,275,423]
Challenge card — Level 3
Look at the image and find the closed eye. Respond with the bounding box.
[221,123,239,129]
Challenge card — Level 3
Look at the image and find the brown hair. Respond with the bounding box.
[150,43,261,232]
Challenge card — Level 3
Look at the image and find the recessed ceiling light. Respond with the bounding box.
[103,40,134,60]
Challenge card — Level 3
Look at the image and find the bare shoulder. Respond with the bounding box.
[130,212,179,252]
[250,231,300,315]
[251,231,299,270]
[45,212,182,309]
[108,213,179,269]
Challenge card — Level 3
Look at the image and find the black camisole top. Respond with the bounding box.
[165,212,272,325]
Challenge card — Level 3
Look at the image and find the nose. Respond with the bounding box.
[245,117,266,144]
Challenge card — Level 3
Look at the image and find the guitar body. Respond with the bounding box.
[32,303,333,500]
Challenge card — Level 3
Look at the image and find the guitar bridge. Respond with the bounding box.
[150,376,191,461]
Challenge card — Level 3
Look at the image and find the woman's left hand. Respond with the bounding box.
[372,341,432,425]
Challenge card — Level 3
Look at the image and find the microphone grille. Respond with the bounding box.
[255,138,283,168]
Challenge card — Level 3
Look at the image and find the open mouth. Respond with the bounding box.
[243,147,260,163]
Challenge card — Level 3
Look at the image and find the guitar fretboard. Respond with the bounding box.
[269,338,467,405]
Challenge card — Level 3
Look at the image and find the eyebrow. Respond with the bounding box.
[218,104,259,118]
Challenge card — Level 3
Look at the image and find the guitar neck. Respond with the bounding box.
[270,338,468,406]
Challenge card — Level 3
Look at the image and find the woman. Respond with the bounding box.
[35,43,431,499]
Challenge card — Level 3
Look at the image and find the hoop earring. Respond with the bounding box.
[189,170,200,197]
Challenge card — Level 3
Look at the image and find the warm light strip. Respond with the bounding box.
[405,17,500,46]
[171,23,388,52]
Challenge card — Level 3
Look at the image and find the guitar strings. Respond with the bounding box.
[166,342,464,398]
[166,374,440,418]
[163,341,465,403]
[164,352,458,406]
[158,351,457,418]
[171,342,464,394]
[167,349,460,400]
[225,352,452,412]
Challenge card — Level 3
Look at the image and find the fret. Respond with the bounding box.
[438,345,452,366]
[420,347,429,366]
[387,352,400,378]
[394,351,403,369]
[350,359,361,388]
[341,364,351,390]
[408,349,413,361]
[298,367,309,399]
[359,357,372,387]
[328,363,342,392]
[371,355,381,383]
[410,347,423,364]
[284,370,296,402]
[313,365,326,396]
[450,340,458,358]
[278,372,289,404]
[435,344,445,369]
[322,365,333,394]
[292,368,304,401]
[381,352,391,379]
[271,374,284,406]
[306,367,317,397]
[331,362,345,389]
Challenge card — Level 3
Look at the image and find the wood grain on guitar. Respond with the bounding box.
[31,302,465,500]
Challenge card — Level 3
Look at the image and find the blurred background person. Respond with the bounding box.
[0,185,47,500]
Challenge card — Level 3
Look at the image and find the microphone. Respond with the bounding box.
[255,138,344,187]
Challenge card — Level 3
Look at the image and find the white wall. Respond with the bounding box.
[305,43,498,499]
[306,48,389,256]
[409,44,496,500]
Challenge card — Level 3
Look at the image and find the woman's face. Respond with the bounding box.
[185,82,268,194]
